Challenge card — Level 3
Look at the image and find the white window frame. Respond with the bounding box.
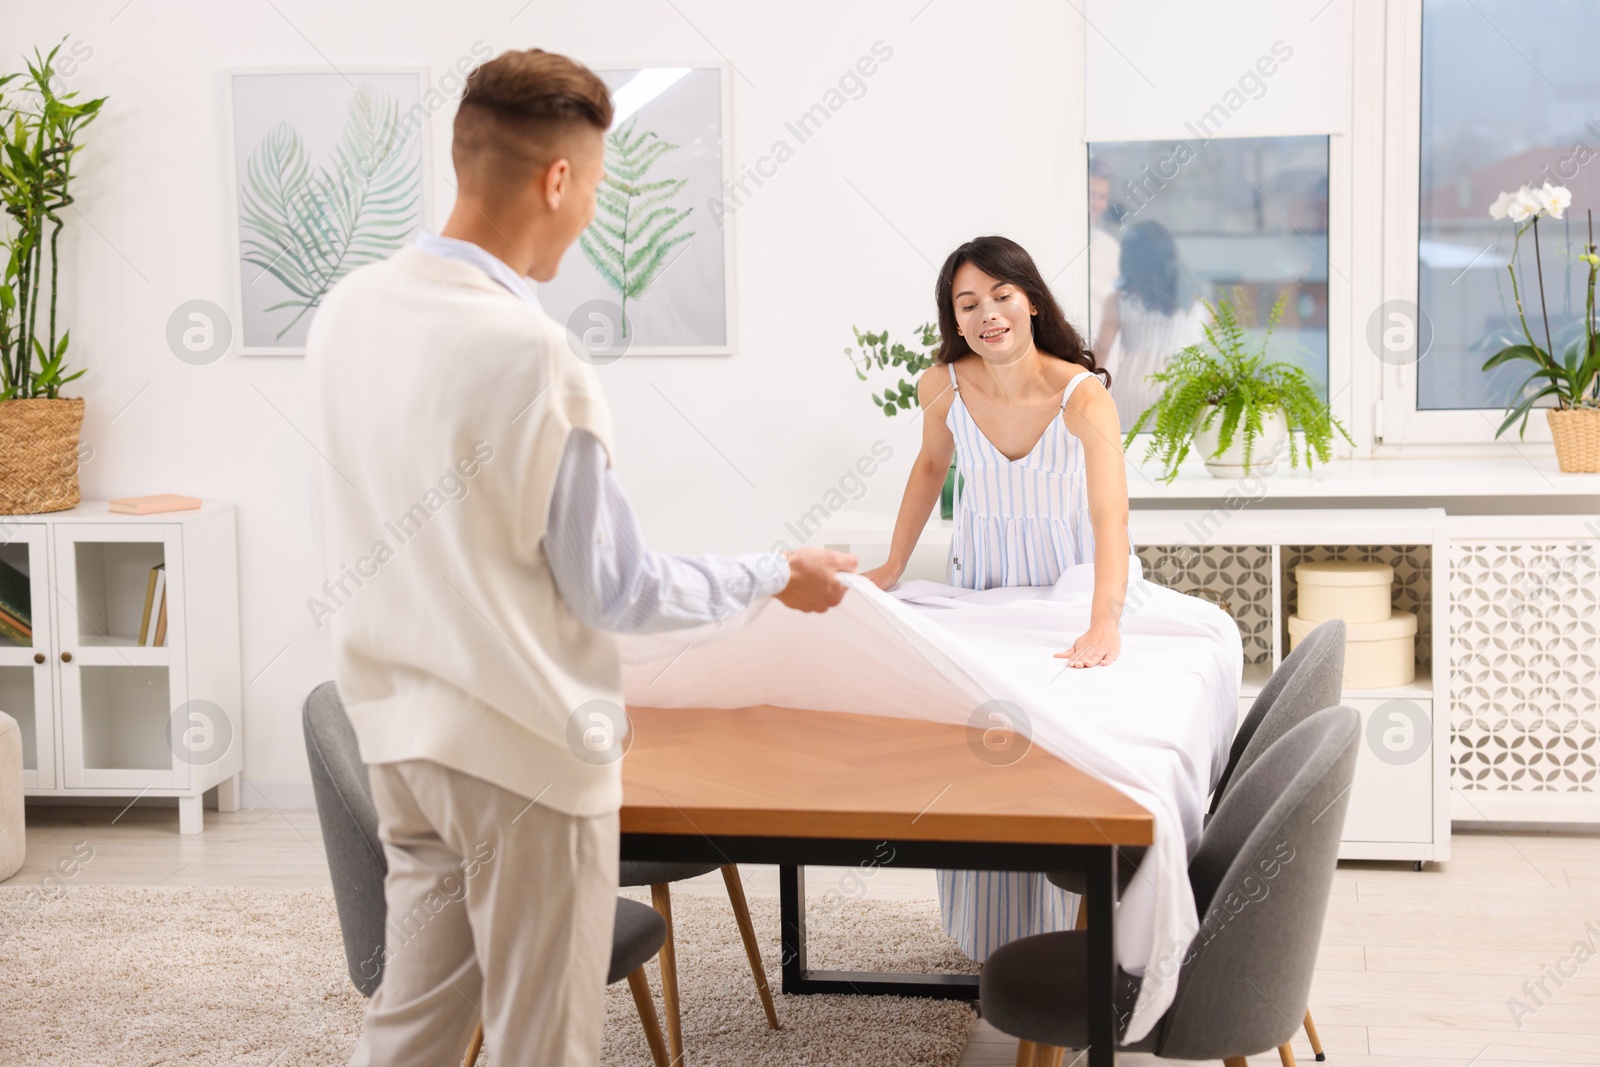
[1375,0,1557,449]
[1072,0,1567,455]
[1070,3,1361,457]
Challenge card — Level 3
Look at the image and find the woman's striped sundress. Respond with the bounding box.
[937,358,1101,961]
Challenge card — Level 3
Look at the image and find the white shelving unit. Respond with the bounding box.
[0,501,242,834]
[820,506,1453,865]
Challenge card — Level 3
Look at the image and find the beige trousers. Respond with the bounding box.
[349,759,619,1067]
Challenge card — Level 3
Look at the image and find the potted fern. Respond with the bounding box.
[1124,292,1352,483]
[846,322,963,518]
[0,40,105,513]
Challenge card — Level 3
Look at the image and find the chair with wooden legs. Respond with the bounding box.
[303,681,675,1067]
[985,707,1360,1067]
[1047,618,1346,1062]
[457,896,672,1066]
[621,861,782,1065]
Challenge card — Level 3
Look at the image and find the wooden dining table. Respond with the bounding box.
[620,704,1154,1067]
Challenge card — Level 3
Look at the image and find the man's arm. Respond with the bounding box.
[545,429,849,633]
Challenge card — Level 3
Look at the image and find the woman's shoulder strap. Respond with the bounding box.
[1060,368,1096,409]
[946,362,959,391]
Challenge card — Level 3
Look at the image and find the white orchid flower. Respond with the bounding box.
[1537,182,1572,219]
[1491,184,1575,223]
[1506,186,1545,223]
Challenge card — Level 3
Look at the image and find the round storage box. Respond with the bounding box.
[1289,610,1417,689]
[1294,560,1394,624]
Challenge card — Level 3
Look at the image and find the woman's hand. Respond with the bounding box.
[1055,618,1120,668]
[860,561,904,591]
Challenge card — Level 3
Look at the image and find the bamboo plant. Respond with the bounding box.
[0,38,105,399]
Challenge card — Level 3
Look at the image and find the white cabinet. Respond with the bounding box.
[1444,515,1600,825]
[0,523,58,790]
[1136,509,1451,863]
[1341,697,1436,845]
[0,503,242,833]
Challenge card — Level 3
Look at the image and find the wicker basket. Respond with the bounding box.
[1548,407,1600,473]
[0,397,85,514]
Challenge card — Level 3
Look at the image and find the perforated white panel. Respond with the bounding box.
[1451,541,1600,793]
[1136,544,1274,666]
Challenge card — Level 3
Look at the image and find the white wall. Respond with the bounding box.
[1,0,1081,799]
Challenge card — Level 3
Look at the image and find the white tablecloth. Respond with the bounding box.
[618,557,1242,1042]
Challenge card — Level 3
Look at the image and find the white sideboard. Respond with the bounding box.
[0,502,242,834]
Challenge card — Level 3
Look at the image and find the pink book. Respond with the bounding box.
[109,494,202,515]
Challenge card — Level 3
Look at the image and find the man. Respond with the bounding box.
[305,48,856,1066]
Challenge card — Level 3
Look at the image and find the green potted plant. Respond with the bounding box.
[0,39,105,513]
[845,321,964,518]
[1480,184,1600,471]
[1124,291,1352,483]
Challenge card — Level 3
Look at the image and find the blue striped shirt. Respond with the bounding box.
[413,232,790,633]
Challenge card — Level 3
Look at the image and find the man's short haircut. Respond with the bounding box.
[453,49,613,189]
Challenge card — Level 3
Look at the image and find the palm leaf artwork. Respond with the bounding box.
[238,84,421,341]
[579,115,696,336]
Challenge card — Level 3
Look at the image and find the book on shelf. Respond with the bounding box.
[140,564,167,647]
[0,607,28,645]
[0,557,32,645]
[110,494,201,515]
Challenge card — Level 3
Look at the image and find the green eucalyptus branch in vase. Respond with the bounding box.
[844,322,964,518]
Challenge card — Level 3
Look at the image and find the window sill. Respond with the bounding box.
[1123,454,1600,501]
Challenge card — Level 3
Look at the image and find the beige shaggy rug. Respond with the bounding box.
[0,883,977,1066]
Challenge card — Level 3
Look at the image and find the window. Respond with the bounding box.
[1088,137,1331,431]
[1417,0,1600,412]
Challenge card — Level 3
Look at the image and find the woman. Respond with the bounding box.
[1092,220,1207,431]
[861,234,1131,958]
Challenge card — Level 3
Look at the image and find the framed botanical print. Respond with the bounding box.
[536,63,735,357]
[226,67,432,355]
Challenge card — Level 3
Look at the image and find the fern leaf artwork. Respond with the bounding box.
[238,84,422,341]
[578,115,696,335]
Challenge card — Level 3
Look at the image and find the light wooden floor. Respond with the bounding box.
[7,805,1600,1066]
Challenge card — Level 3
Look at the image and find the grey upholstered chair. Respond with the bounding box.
[982,705,1360,1067]
[304,681,673,1067]
[1046,617,1346,1061]
[621,859,781,1065]
[1211,619,1348,818]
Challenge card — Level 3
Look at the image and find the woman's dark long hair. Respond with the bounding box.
[1116,220,1199,316]
[934,235,1109,387]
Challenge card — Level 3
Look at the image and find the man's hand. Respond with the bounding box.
[774,548,858,613]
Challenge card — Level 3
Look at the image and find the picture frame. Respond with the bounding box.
[535,61,736,357]
[224,66,435,356]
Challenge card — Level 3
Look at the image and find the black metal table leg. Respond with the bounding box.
[1085,845,1118,1067]
[627,837,1109,1003]
[778,862,981,997]
[779,863,806,994]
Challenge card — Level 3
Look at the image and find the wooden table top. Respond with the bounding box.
[620,705,1153,847]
